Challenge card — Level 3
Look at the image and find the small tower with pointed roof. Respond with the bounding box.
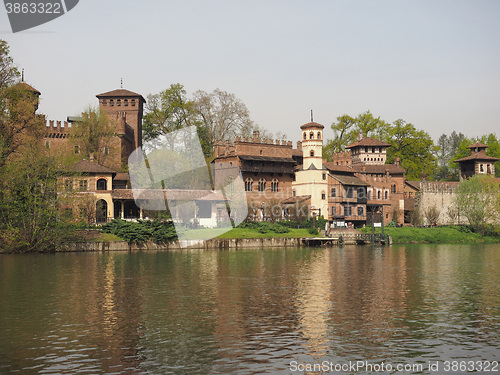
[454,142,499,181]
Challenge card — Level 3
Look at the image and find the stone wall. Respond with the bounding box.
[415,181,465,225]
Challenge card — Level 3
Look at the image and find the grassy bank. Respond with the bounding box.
[360,225,500,244]
[180,227,319,240]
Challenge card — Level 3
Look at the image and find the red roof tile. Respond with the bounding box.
[96,89,145,102]
[467,142,489,149]
[346,137,391,149]
[353,164,405,174]
[323,162,353,173]
[300,122,325,130]
[454,153,499,162]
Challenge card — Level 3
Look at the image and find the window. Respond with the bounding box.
[346,187,353,198]
[368,190,372,200]
[331,188,336,197]
[358,206,364,216]
[245,178,253,192]
[110,99,114,106]
[480,164,484,172]
[391,184,396,193]
[385,191,388,199]
[357,187,366,199]
[74,145,80,154]
[102,99,107,106]
[345,206,352,216]
[117,99,121,106]
[310,132,314,139]
[79,180,88,191]
[97,178,107,191]
[322,191,326,200]
[104,147,109,155]
[271,179,279,192]
[64,179,73,192]
[303,132,307,140]
[131,99,136,106]
[377,190,381,199]
[258,179,266,192]
[365,147,368,153]
[124,99,129,106]
[260,150,263,155]
[322,173,326,180]
[310,150,314,157]
[317,132,321,139]
[197,201,211,218]
[293,190,296,197]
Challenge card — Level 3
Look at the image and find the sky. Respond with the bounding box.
[1,0,499,143]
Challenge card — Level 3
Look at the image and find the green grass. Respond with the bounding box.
[359,226,500,244]
[178,227,321,240]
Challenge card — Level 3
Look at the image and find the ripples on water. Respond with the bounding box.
[0,244,499,374]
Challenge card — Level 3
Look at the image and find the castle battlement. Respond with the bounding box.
[419,181,459,193]
[45,120,71,138]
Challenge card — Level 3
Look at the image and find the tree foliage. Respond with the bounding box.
[454,175,500,235]
[69,106,115,167]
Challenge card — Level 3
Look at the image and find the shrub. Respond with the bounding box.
[308,227,319,235]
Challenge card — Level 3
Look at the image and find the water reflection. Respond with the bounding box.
[0,244,498,374]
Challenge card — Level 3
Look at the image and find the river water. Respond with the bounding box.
[0,244,499,374]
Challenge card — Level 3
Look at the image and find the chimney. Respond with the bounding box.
[252,130,260,141]
[395,157,400,166]
[90,153,94,163]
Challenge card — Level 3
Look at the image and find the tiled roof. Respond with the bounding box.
[112,189,226,201]
[13,82,41,95]
[300,122,325,130]
[454,153,499,162]
[96,89,145,102]
[405,181,421,190]
[346,137,391,149]
[323,162,353,173]
[331,175,370,187]
[70,160,115,174]
[468,142,489,149]
[114,173,130,181]
[353,164,405,174]
[292,149,303,156]
[238,155,296,163]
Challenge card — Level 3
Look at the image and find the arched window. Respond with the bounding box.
[310,132,314,139]
[96,199,108,223]
[117,99,121,106]
[317,132,321,139]
[480,164,484,172]
[310,150,315,157]
[385,191,388,199]
[377,190,381,200]
[258,178,266,192]
[245,178,253,192]
[331,188,336,197]
[110,99,114,106]
[303,132,307,140]
[131,99,136,107]
[368,190,372,200]
[293,190,296,197]
[271,179,279,192]
[321,191,326,200]
[97,178,108,191]
[391,184,396,193]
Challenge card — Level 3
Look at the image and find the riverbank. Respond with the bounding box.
[360,225,500,244]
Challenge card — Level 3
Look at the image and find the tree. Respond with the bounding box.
[454,175,500,235]
[192,88,254,149]
[324,111,388,158]
[69,106,115,167]
[424,205,441,225]
[0,142,72,252]
[382,119,438,180]
[142,83,194,148]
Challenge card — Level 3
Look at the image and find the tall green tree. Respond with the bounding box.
[324,111,388,159]
[382,119,437,180]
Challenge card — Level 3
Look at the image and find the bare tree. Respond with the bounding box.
[424,205,441,225]
[192,88,254,146]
